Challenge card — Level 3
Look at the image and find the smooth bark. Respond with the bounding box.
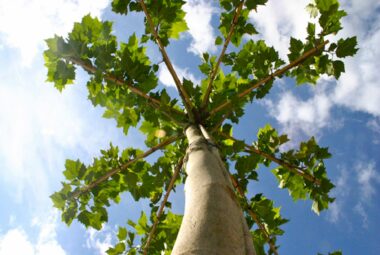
[171,125,255,255]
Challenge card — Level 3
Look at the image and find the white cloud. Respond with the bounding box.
[158,63,200,87]
[86,227,113,255]
[0,60,144,206]
[0,229,34,255]
[354,203,369,228]
[355,161,380,202]
[367,118,380,144]
[326,162,380,227]
[183,0,217,56]
[249,0,311,59]
[0,211,66,255]
[326,169,349,223]
[251,0,380,139]
[0,0,109,65]
[332,15,380,116]
[262,86,334,140]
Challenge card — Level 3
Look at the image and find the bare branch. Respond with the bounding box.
[138,0,195,122]
[71,135,181,198]
[210,40,329,116]
[201,1,245,109]
[68,57,187,127]
[143,157,184,255]
[229,174,279,255]
[220,132,321,185]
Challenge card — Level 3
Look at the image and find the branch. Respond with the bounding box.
[138,0,195,122]
[68,57,187,127]
[201,1,245,109]
[229,174,279,255]
[143,157,184,255]
[210,40,329,116]
[71,135,181,198]
[220,132,321,185]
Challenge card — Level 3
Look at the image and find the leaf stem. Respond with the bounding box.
[71,135,181,198]
[67,57,187,126]
[201,1,244,109]
[139,0,195,123]
[143,157,184,255]
[210,40,329,116]
[229,174,279,255]
[220,132,321,185]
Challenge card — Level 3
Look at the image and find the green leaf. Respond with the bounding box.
[169,20,188,39]
[332,60,345,79]
[215,36,223,45]
[117,227,128,240]
[136,211,148,235]
[111,0,131,14]
[246,0,268,10]
[336,37,358,58]
[315,0,338,12]
[63,159,85,180]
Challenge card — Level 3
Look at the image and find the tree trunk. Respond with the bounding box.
[172,125,255,255]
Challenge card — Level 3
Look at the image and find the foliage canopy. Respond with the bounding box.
[45,0,357,254]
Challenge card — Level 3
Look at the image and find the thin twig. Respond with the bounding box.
[211,111,233,133]
[68,57,186,126]
[143,157,184,255]
[71,135,181,198]
[138,0,195,122]
[220,132,321,185]
[229,174,279,255]
[201,0,245,109]
[210,40,329,116]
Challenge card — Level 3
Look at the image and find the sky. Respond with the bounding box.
[0,0,379,254]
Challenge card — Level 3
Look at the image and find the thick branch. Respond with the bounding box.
[68,57,187,126]
[210,40,329,116]
[229,175,279,255]
[220,132,321,185]
[71,135,181,198]
[138,0,195,122]
[201,1,244,109]
[143,157,184,255]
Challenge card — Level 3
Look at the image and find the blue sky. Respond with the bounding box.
[0,0,379,254]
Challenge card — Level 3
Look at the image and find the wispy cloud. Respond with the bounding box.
[249,0,311,59]
[326,168,349,223]
[86,226,114,255]
[0,210,66,255]
[0,0,109,65]
[158,63,200,87]
[325,162,380,228]
[355,162,380,201]
[183,0,217,56]
[261,84,336,142]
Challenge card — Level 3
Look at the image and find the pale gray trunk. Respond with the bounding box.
[172,125,255,255]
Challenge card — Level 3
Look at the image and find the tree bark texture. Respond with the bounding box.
[171,125,255,255]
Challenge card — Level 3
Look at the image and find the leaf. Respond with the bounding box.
[112,0,131,14]
[332,60,345,79]
[63,159,85,180]
[168,20,188,39]
[215,36,223,45]
[315,0,338,12]
[336,37,358,58]
[306,4,319,18]
[136,211,148,235]
[117,227,128,240]
[246,0,268,10]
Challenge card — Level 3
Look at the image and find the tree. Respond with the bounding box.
[46,0,357,254]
